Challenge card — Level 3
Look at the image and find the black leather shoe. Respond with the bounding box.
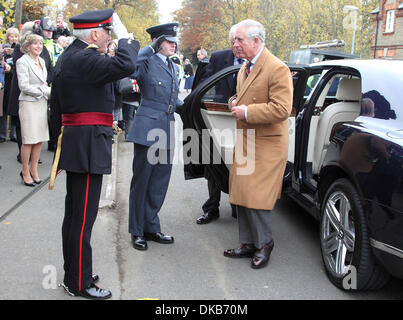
[224,243,257,258]
[196,211,219,224]
[92,274,99,283]
[131,235,148,250]
[251,241,274,269]
[75,283,112,300]
[144,232,174,244]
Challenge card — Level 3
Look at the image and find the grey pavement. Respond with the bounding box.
[1,84,403,300]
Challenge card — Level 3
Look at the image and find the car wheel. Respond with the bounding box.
[320,178,390,290]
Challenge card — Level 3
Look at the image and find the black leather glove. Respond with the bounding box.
[150,35,165,53]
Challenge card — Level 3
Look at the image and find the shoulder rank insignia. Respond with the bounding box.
[85,44,99,50]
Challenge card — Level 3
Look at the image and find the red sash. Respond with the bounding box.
[62,112,113,127]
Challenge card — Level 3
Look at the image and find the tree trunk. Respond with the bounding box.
[14,0,23,27]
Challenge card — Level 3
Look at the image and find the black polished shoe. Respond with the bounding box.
[131,235,148,250]
[60,274,99,296]
[251,241,274,269]
[144,232,174,244]
[224,243,257,258]
[75,283,112,300]
[196,211,219,224]
[92,274,99,283]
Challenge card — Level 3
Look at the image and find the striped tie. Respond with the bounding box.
[246,61,252,77]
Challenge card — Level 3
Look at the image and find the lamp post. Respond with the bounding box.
[344,5,359,55]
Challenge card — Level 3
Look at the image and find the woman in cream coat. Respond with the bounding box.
[16,32,51,186]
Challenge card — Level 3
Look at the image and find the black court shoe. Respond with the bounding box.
[20,172,35,187]
[30,171,42,185]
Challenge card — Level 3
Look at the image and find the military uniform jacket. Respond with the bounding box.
[51,38,140,174]
[126,46,183,150]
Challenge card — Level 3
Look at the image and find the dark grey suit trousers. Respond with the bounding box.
[236,205,273,249]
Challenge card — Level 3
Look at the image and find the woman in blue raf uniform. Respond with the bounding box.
[126,23,183,251]
[50,8,139,299]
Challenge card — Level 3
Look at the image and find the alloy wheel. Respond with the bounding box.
[321,190,356,278]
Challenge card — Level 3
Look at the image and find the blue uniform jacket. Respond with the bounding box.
[126,46,183,150]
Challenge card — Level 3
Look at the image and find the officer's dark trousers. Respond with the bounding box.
[203,167,237,217]
[202,173,221,214]
[129,143,173,236]
[62,171,103,292]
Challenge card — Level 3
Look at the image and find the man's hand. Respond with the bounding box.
[150,35,165,53]
[231,105,247,121]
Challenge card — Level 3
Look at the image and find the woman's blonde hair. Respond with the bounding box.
[5,27,19,43]
[20,33,43,54]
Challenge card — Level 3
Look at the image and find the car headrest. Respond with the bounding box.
[336,78,361,101]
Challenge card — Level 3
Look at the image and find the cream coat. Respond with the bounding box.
[16,54,50,102]
[229,48,293,210]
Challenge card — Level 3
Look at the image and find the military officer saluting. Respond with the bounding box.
[50,8,139,299]
[126,23,183,251]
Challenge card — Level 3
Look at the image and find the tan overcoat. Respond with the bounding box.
[229,48,293,210]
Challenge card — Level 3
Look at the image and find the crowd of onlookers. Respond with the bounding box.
[0,13,72,181]
[167,49,210,94]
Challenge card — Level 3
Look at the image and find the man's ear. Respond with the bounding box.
[90,29,99,42]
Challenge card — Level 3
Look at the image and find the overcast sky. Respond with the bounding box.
[157,0,182,23]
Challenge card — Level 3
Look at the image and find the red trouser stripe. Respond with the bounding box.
[78,174,90,291]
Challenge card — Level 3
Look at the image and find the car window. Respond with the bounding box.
[201,73,237,112]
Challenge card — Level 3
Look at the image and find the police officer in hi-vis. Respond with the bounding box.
[50,8,139,299]
[126,23,183,251]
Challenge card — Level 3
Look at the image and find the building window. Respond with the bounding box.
[385,10,395,33]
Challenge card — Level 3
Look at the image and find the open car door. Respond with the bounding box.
[179,64,309,194]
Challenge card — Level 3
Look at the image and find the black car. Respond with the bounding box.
[179,59,403,291]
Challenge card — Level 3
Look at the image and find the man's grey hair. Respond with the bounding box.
[73,28,99,41]
[229,24,237,43]
[198,48,208,58]
[237,19,265,44]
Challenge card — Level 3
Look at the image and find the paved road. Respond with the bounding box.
[1,87,403,300]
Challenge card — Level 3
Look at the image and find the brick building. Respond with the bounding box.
[371,0,403,58]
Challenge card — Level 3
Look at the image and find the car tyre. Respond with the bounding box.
[319,178,390,290]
